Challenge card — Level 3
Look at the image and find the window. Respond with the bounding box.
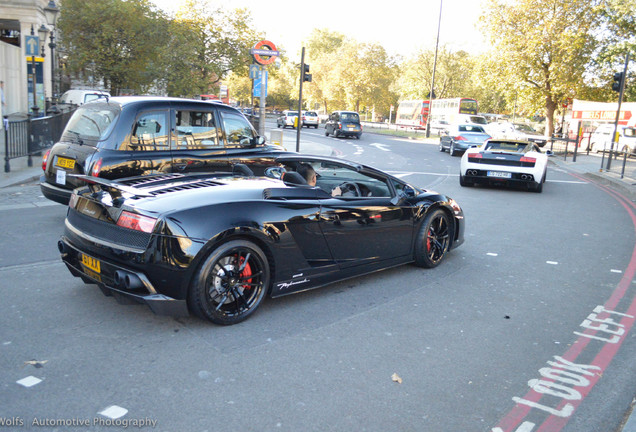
[64,105,119,144]
[130,111,169,151]
[220,112,255,147]
[175,110,218,149]
[311,162,391,198]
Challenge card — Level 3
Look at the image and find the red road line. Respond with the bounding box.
[493,172,636,432]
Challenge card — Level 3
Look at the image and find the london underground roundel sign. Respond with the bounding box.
[250,40,279,66]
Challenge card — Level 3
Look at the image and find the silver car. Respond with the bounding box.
[440,124,491,156]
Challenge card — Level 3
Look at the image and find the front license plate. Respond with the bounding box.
[81,253,101,273]
[56,157,75,169]
[487,171,512,179]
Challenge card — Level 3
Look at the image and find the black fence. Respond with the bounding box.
[3,109,75,172]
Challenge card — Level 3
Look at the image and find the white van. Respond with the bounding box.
[590,124,636,153]
[58,89,110,106]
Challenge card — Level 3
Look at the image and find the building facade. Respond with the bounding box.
[1,0,58,120]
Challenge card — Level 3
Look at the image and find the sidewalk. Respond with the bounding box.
[547,151,636,201]
[0,131,44,188]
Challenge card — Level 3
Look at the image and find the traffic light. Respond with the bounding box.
[612,72,624,92]
[303,64,312,82]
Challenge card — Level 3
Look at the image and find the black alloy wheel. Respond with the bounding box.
[414,209,451,268]
[189,240,270,325]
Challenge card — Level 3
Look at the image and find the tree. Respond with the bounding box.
[593,0,636,102]
[480,0,602,135]
[165,2,263,97]
[58,0,169,95]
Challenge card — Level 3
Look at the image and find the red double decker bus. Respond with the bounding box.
[396,100,430,128]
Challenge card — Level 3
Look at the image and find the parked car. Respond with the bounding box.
[40,97,286,205]
[439,123,491,156]
[485,122,547,147]
[58,89,110,106]
[459,139,549,193]
[58,154,465,325]
[277,110,299,128]
[301,111,319,128]
[589,124,636,154]
[325,111,362,139]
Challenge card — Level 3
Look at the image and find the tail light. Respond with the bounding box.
[454,136,467,141]
[42,149,51,171]
[69,192,79,209]
[91,158,103,177]
[116,211,157,233]
[520,156,536,163]
[467,152,482,159]
[338,123,342,130]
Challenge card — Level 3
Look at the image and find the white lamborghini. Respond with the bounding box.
[459,139,550,193]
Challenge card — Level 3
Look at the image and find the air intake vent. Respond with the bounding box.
[151,180,220,196]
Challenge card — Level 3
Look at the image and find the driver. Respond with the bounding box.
[296,163,353,197]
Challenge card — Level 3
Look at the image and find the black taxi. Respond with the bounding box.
[40,96,286,204]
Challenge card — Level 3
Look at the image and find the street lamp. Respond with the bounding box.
[38,25,49,111]
[29,25,39,117]
[44,0,60,103]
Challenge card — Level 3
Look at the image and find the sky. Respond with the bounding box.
[150,0,488,61]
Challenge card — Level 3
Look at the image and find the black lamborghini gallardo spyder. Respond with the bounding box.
[59,155,464,325]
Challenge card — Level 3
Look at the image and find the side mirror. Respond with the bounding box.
[403,185,417,198]
[252,135,266,147]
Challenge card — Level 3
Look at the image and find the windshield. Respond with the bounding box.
[484,141,528,152]
[286,111,299,116]
[64,104,120,143]
[514,124,536,133]
[458,125,486,133]
[340,112,360,122]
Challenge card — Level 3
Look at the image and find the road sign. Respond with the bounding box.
[253,71,268,98]
[249,64,261,80]
[25,36,39,57]
[251,40,278,65]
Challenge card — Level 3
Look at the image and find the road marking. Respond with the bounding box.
[546,261,559,265]
[487,253,498,257]
[370,143,391,151]
[16,376,42,387]
[492,421,536,432]
[98,405,128,419]
[611,269,623,273]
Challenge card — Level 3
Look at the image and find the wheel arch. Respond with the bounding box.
[188,227,278,299]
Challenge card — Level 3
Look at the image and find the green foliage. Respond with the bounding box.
[480,0,604,133]
[58,0,169,95]
[58,0,262,97]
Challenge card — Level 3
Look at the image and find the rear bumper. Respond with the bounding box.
[462,169,541,187]
[40,175,72,205]
[59,237,189,317]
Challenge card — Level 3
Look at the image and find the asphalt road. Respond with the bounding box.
[0,121,635,432]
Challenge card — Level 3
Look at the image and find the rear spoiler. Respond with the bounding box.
[69,174,154,198]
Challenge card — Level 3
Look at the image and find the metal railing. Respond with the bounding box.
[3,109,75,172]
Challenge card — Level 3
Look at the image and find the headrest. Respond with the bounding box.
[281,171,307,186]
[232,163,254,177]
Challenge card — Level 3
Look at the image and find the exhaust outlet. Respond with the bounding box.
[124,273,143,290]
[58,240,68,255]
[114,270,125,287]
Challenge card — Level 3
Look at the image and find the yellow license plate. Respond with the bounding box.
[56,157,76,169]
[81,254,101,273]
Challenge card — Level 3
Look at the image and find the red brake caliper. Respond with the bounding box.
[238,256,253,290]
